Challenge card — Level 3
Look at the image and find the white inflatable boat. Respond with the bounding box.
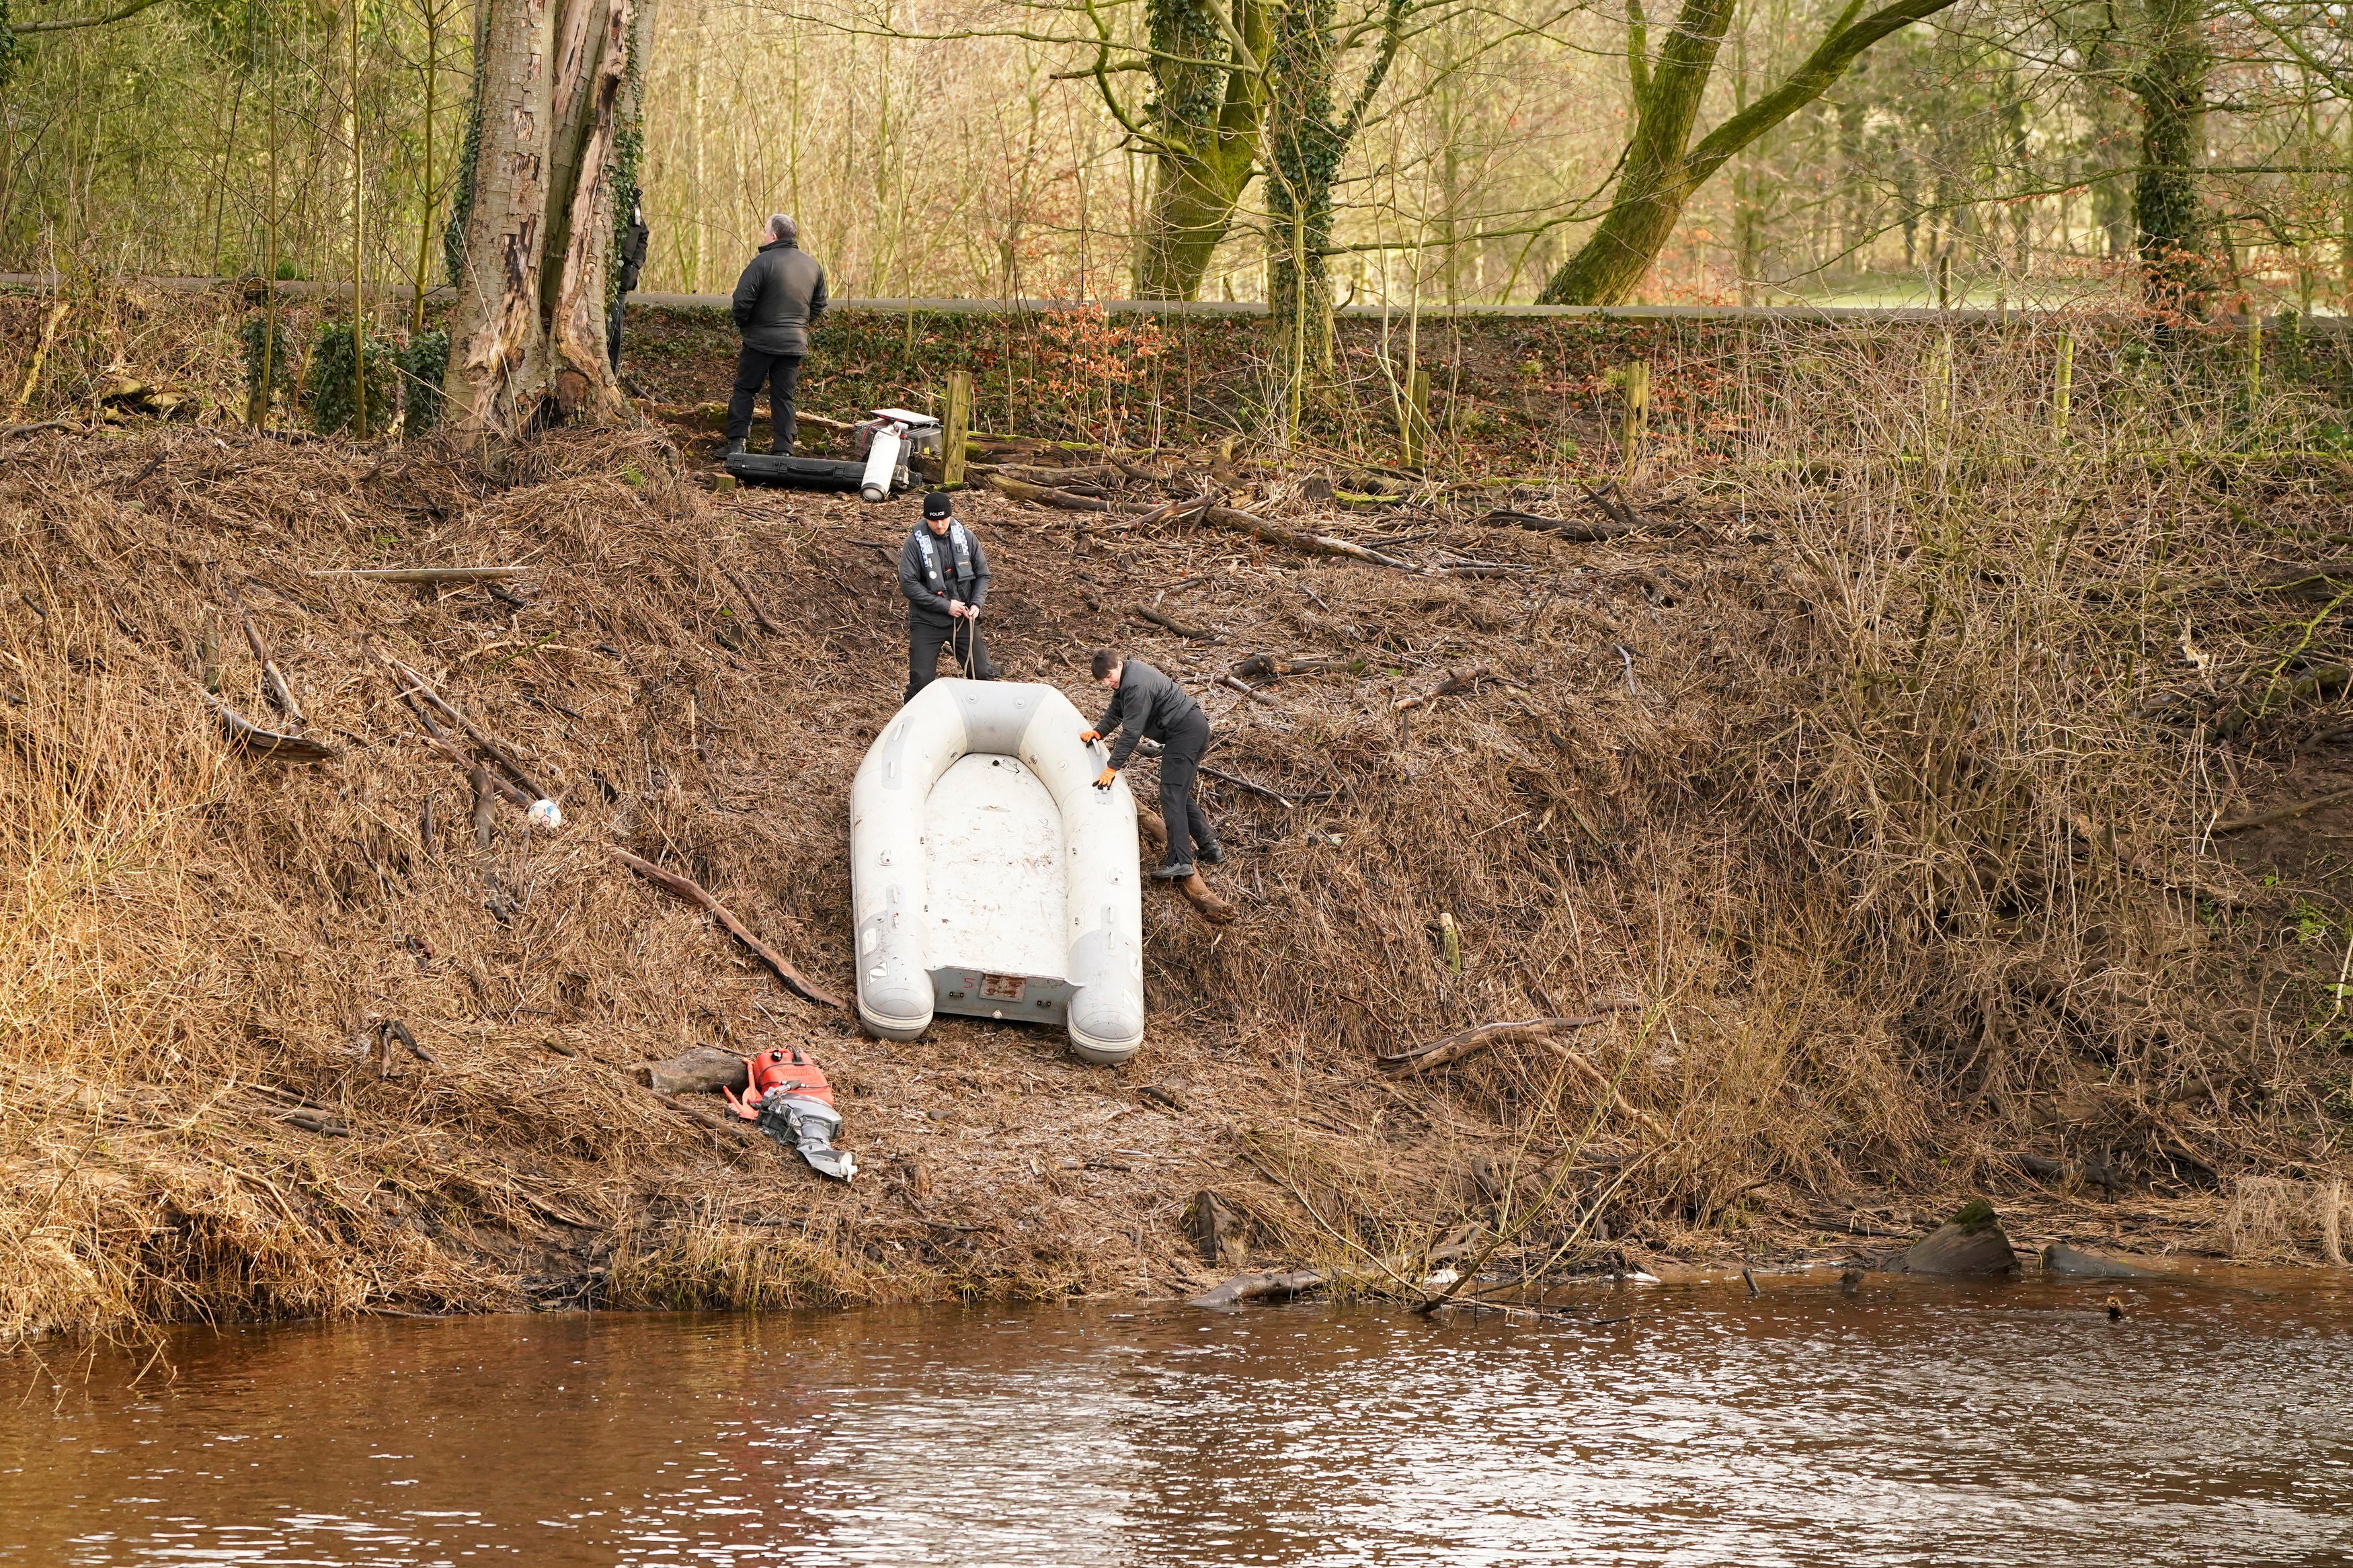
[849,679,1146,1063]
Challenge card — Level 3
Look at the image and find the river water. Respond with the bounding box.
[5,1274,2350,1567]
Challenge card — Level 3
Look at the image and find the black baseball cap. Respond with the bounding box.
[922,491,953,519]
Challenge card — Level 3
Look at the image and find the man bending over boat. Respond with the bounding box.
[898,491,998,701]
[1083,649,1221,880]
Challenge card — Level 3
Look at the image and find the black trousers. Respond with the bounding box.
[906,613,996,701]
[725,349,803,449]
[1154,708,1215,869]
[606,292,629,372]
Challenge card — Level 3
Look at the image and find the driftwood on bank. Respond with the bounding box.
[227,581,303,726]
[1486,509,1643,543]
[1233,653,1359,680]
[1135,604,1219,641]
[610,846,844,1008]
[204,691,337,763]
[1895,1200,2018,1276]
[2211,784,2353,833]
[1187,1269,1326,1309]
[635,1044,752,1097]
[1394,665,1492,711]
[984,472,1118,513]
[1380,1007,1667,1140]
[376,645,549,799]
[309,566,528,584]
[1200,505,1413,569]
[1135,811,1238,924]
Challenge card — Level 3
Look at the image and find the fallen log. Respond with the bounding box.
[309,566,527,584]
[635,1045,751,1097]
[1200,505,1413,569]
[1136,604,1219,641]
[1233,653,1359,679]
[204,692,337,763]
[1187,1269,1326,1309]
[1486,508,1643,543]
[610,846,844,1009]
[984,472,1116,513]
[2040,1243,2165,1279]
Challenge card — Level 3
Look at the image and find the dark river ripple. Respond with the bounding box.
[5,1275,2350,1566]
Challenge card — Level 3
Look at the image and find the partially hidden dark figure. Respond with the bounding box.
[1084,649,1220,879]
[898,490,998,701]
[607,186,649,373]
[722,213,828,458]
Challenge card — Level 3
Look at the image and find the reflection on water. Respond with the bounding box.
[5,1276,2352,1566]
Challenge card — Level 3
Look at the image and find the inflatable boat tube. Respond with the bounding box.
[850,679,1146,1063]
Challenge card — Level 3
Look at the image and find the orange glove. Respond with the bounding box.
[1079,729,1101,745]
[1093,767,1117,790]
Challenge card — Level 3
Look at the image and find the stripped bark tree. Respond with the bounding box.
[443,0,654,445]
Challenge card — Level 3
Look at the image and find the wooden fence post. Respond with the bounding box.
[2245,302,2262,411]
[1620,361,1649,479]
[943,369,971,488]
[2054,331,2073,440]
[1402,366,1431,467]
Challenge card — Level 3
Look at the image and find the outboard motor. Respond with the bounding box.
[854,407,944,503]
[726,405,944,497]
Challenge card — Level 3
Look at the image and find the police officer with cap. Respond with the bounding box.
[897,491,998,701]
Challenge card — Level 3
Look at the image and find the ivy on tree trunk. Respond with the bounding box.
[1129,0,1267,300]
[2131,0,2211,314]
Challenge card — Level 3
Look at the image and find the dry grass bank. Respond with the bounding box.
[5,312,2353,1348]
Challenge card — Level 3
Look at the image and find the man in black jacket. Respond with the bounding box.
[1082,649,1220,878]
[898,491,998,700]
[723,214,828,458]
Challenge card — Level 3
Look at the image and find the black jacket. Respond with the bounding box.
[731,240,828,356]
[1096,658,1203,769]
[898,521,990,624]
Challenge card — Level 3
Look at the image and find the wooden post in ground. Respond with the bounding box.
[1402,367,1431,467]
[943,369,971,488]
[1620,362,1649,481]
[2245,300,2262,409]
[2054,332,2073,439]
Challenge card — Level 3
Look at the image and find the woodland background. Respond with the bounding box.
[7,0,2353,314]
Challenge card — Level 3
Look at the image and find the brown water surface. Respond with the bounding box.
[5,1274,2351,1565]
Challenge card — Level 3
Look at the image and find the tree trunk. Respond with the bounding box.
[444,0,653,444]
[2132,0,2210,313]
[1131,0,1265,301]
[1539,0,1739,305]
[1537,0,1960,306]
